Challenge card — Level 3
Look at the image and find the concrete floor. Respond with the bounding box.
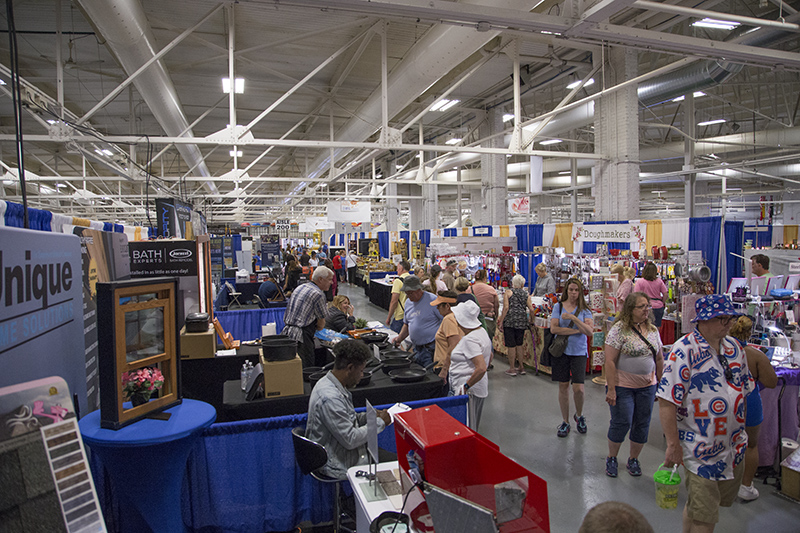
[338,282,800,533]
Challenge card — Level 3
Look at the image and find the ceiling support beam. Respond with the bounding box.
[632,0,800,32]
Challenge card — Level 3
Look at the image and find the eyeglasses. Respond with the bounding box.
[634,304,653,310]
[717,316,736,326]
[717,353,734,381]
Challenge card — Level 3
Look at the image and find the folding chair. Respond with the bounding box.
[224,281,243,308]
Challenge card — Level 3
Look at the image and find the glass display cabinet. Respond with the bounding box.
[97,277,181,429]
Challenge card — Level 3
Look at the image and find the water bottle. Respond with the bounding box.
[246,361,255,389]
[240,363,248,391]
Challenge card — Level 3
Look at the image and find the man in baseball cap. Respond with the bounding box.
[391,276,443,367]
[442,259,458,291]
[657,294,753,532]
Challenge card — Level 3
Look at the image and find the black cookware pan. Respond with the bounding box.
[388,368,426,383]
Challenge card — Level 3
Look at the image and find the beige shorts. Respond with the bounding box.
[685,461,744,524]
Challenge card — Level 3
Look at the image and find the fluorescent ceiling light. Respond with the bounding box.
[692,18,740,30]
[445,138,462,145]
[431,99,460,112]
[0,79,6,86]
[697,119,726,126]
[558,171,571,175]
[222,78,245,94]
[101,149,113,156]
[56,183,66,188]
[539,139,562,145]
[672,91,706,102]
[503,113,515,122]
[566,78,594,90]
[230,150,243,157]
[651,190,667,194]
[47,119,58,125]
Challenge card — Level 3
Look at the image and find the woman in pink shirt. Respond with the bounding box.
[633,262,668,327]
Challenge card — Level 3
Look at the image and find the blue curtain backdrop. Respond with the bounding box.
[444,228,457,237]
[419,229,431,246]
[744,225,773,248]
[178,396,468,533]
[724,220,745,290]
[378,231,389,259]
[215,308,287,342]
[4,201,53,231]
[689,216,722,290]
[472,225,492,237]
[515,224,544,288]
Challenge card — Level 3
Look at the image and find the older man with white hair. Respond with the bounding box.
[282,266,335,367]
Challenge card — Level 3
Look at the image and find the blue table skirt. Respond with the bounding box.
[180,395,468,532]
[215,308,287,343]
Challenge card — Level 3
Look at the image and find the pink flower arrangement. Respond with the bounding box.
[121,367,165,401]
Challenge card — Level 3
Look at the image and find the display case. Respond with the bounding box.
[97,277,182,429]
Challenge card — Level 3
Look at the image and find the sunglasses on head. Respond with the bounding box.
[717,353,734,381]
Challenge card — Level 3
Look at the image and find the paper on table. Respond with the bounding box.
[216,349,238,356]
[387,402,412,424]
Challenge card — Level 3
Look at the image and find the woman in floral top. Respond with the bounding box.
[603,292,664,478]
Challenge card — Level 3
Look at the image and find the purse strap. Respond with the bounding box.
[632,326,658,360]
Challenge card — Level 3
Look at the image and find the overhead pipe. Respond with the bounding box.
[75,0,219,195]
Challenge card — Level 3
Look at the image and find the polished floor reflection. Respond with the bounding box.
[338,283,799,533]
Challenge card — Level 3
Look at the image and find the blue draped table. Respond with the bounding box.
[181,395,468,533]
[758,365,800,467]
[81,400,216,533]
[215,308,287,342]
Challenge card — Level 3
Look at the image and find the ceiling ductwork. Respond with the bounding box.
[75,0,219,196]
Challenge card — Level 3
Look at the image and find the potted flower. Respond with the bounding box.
[121,367,164,407]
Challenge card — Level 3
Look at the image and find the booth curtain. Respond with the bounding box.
[472,225,492,237]
[181,396,468,533]
[215,308,287,342]
[444,228,456,237]
[515,224,544,288]
[689,216,722,290]
[400,230,410,257]
[4,201,53,231]
[744,224,773,248]
[378,231,389,259]
[419,229,431,246]
[724,220,744,289]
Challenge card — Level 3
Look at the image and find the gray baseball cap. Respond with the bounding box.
[400,275,424,292]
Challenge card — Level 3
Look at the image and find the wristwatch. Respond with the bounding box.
[464,383,471,391]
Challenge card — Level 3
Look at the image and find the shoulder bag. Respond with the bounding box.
[548,304,574,358]
[632,326,659,360]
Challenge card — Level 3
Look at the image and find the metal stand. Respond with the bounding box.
[763,376,787,489]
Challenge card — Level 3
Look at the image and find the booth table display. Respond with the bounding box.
[181,345,262,412]
[369,279,394,311]
[80,399,216,533]
[214,307,286,342]
[220,366,445,422]
[348,461,420,533]
[758,366,800,468]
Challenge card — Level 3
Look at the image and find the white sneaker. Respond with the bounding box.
[738,483,759,501]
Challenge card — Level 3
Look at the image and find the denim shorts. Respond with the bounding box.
[607,384,657,444]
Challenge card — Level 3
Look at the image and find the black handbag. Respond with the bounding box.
[549,304,574,358]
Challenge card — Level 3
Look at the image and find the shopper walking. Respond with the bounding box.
[728,316,778,501]
[611,264,635,303]
[603,292,664,477]
[498,275,535,376]
[658,294,754,533]
[346,249,359,285]
[633,262,668,327]
[449,300,492,431]
[423,264,448,293]
[550,278,594,437]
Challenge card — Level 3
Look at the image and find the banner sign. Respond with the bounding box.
[276,219,291,231]
[572,222,647,245]
[509,197,530,215]
[0,227,88,415]
[66,226,130,412]
[260,234,281,267]
[129,240,198,277]
[156,198,194,238]
[327,200,372,222]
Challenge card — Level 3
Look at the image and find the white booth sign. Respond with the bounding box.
[572,222,647,245]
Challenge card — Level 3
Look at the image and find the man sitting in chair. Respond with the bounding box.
[305,340,392,480]
[257,276,284,304]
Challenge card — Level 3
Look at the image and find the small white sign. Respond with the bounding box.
[688,250,703,264]
[789,262,800,273]
[474,227,490,236]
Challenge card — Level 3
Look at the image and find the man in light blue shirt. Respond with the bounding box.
[306,340,391,479]
[391,276,443,367]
